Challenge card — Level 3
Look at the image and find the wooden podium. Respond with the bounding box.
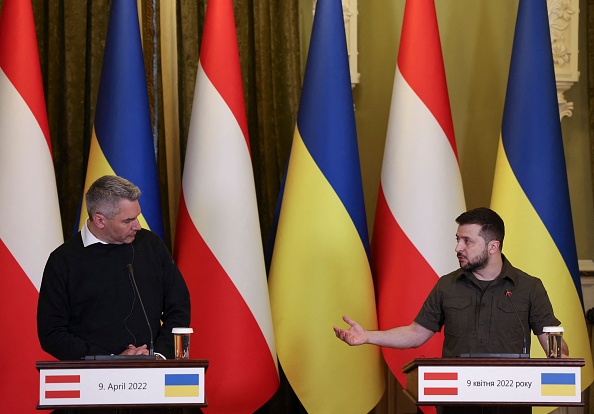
[403,358,584,413]
[36,359,208,410]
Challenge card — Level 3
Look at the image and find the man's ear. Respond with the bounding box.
[92,213,106,229]
[488,240,500,253]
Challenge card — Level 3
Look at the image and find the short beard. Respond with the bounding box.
[460,246,489,272]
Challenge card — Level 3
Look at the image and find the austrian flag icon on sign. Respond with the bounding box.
[44,375,81,399]
[423,372,459,396]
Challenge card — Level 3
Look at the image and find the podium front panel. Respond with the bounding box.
[418,364,580,404]
[37,360,207,409]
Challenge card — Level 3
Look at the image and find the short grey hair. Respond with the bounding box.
[86,175,141,218]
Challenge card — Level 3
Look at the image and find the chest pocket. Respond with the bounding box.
[443,297,472,337]
[494,299,529,340]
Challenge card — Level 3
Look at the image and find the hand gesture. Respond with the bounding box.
[333,315,368,346]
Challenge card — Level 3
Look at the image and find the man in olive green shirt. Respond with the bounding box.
[334,207,569,357]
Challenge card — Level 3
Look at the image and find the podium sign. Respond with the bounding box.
[404,358,584,407]
[418,365,580,404]
[37,359,208,409]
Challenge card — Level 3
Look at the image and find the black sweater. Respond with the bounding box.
[37,229,190,360]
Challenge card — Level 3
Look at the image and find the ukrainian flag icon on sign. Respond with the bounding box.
[164,374,200,397]
[541,373,576,397]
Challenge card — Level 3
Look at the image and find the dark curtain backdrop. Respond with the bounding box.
[23,0,300,253]
[7,0,308,412]
[589,0,594,207]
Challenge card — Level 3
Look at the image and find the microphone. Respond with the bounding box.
[505,290,529,357]
[127,264,154,356]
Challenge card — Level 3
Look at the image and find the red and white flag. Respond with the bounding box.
[0,0,63,412]
[423,372,459,396]
[173,0,279,412]
[43,375,81,400]
[371,0,465,396]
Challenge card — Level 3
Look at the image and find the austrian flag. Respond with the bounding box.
[44,375,81,399]
[423,371,458,396]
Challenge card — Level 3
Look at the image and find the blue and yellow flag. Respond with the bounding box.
[164,373,200,397]
[77,0,163,238]
[268,0,384,412]
[491,0,593,392]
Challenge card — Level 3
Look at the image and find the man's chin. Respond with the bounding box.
[124,235,137,244]
[459,260,475,272]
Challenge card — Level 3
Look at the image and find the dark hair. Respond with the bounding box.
[86,175,141,218]
[456,207,505,250]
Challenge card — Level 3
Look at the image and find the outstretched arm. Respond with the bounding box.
[334,315,434,349]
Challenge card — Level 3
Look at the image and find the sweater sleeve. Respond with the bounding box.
[37,251,111,360]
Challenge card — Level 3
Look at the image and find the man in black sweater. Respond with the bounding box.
[37,175,190,360]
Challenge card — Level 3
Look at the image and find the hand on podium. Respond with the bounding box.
[120,344,149,356]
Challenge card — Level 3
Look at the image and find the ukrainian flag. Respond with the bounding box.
[541,373,576,397]
[164,373,199,397]
[268,0,384,412]
[77,0,163,238]
[490,0,593,393]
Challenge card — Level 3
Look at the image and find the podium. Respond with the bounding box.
[403,358,584,413]
[36,359,208,410]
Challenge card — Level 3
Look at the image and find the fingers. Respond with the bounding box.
[334,326,353,345]
[133,344,148,355]
[125,344,149,355]
[334,327,345,339]
[342,315,354,325]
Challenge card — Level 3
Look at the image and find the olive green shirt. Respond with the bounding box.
[414,256,560,357]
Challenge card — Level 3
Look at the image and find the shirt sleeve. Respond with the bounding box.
[528,278,561,335]
[414,279,445,333]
